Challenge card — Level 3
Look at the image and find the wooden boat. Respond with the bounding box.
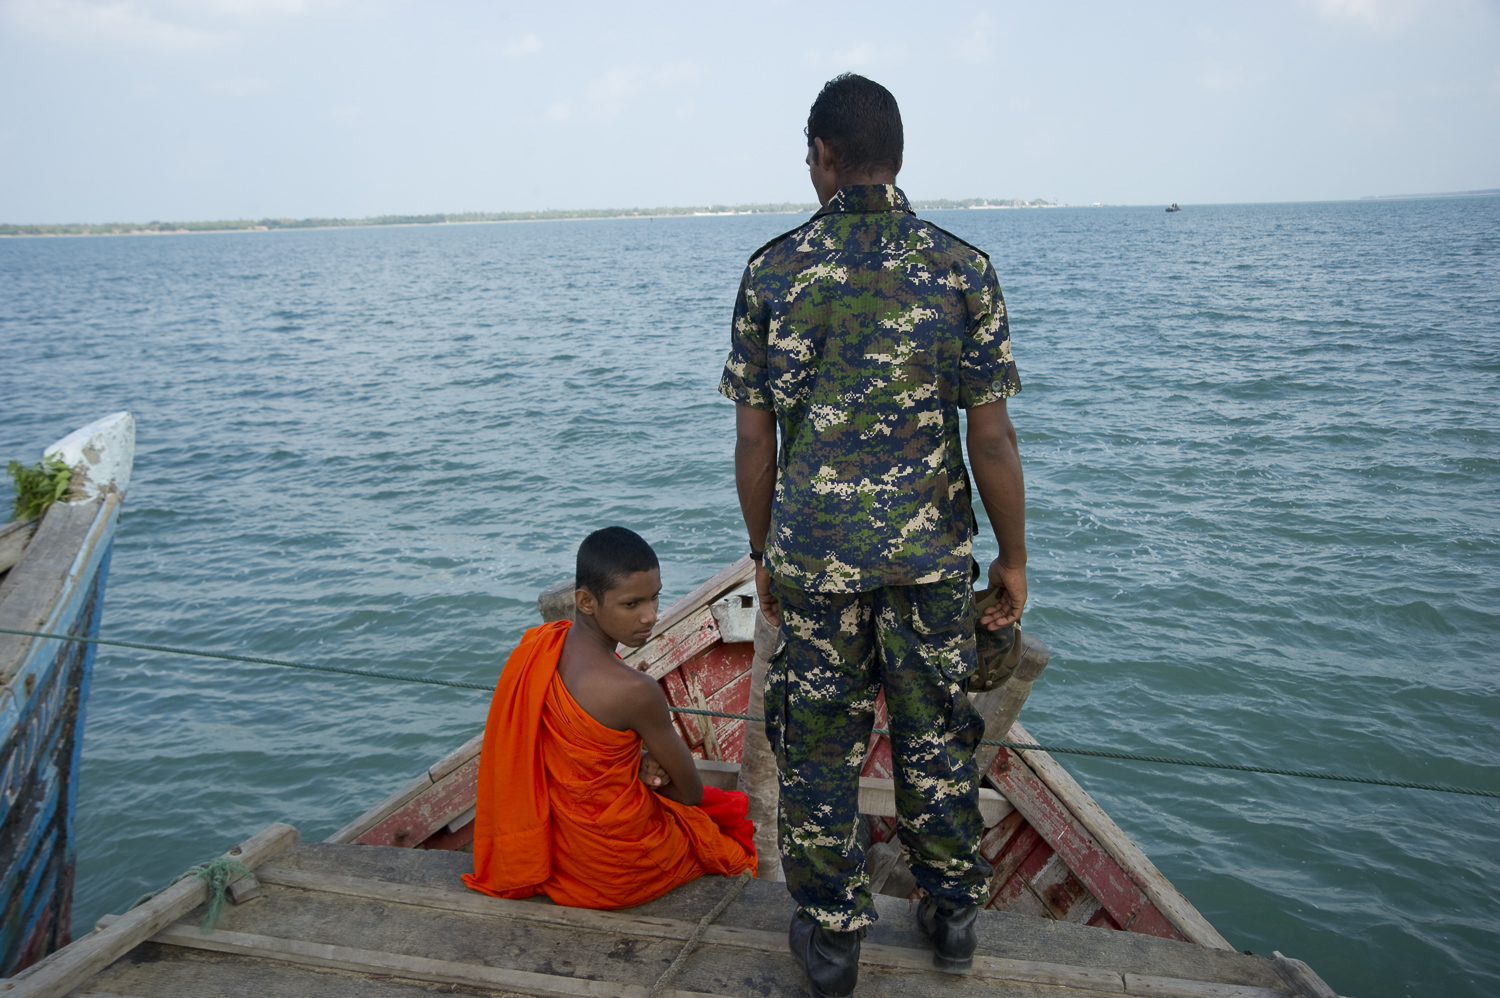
[0,412,135,976]
[3,552,1340,997]
[329,558,1224,939]
[1166,204,1182,213]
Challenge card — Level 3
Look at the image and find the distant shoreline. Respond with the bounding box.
[1359,187,1499,201]
[6,191,1496,236]
[0,197,1056,238]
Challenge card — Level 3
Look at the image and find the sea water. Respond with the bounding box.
[1,196,1496,997]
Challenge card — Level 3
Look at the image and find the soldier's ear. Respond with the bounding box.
[812,137,833,172]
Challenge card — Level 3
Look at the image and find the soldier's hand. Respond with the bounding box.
[755,562,781,627]
[983,558,1027,629]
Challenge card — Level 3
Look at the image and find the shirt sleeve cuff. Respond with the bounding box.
[719,370,774,410]
[960,372,1021,409]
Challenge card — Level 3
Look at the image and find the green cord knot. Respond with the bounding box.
[194,856,250,931]
[125,855,251,932]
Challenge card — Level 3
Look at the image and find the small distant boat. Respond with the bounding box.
[1166,203,1182,213]
[0,412,134,976]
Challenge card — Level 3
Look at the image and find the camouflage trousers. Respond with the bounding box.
[765,577,993,931]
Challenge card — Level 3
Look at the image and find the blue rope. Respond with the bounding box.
[4,626,1495,801]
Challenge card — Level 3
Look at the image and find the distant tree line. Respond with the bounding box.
[1359,188,1499,201]
[909,198,1055,209]
[0,198,1058,237]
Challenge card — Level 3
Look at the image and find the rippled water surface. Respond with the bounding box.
[2,197,1496,997]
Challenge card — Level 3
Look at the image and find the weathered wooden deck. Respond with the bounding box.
[12,831,1325,998]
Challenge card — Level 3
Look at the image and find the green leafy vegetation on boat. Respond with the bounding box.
[7,455,72,521]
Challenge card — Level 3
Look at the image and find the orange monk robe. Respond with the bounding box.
[463,620,756,908]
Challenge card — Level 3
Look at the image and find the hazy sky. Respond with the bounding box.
[1,0,1497,222]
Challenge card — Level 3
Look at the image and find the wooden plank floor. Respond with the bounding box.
[74,843,1295,998]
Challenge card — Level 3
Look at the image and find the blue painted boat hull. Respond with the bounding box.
[0,498,119,975]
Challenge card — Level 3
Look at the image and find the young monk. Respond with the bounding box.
[463,526,756,908]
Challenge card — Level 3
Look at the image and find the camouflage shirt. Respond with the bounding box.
[719,185,1020,593]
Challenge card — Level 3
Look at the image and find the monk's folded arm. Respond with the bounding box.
[638,749,670,788]
[625,674,704,806]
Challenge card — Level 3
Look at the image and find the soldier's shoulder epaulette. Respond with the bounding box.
[747,221,811,265]
[918,220,992,263]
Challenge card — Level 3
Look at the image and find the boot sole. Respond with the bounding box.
[807,985,854,998]
[789,913,859,998]
[917,912,975,975]
[933,952,974,975]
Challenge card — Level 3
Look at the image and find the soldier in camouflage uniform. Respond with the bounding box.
[720,74,1027,996]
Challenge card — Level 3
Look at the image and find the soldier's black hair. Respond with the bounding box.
[806,73,903,176]
[576,526,659,599]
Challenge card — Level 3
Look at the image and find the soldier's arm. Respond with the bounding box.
[725,260,780,625]
[735,404,780,625]
[967,399,1027,628]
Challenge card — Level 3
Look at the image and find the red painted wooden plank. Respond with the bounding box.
[715,725,745,764]
[355,757,480,848]
[979,808,1026,865]
[988,836,1054,915]
[1087,907,1121,930]
[1053,873,1102,925]
[638,608,721,681]
[420,819,476,852]
[860,692,893,779]
[660,668,691,707]
[704,669,751,714]
[986,747,1185,940]
[1027,851,1103,924]
[706,672,751,755]
[866,815,898,845]
[861,737,893,781]
[659,670,704,749]
[1010,838,1055,884]
[985,822,1043,907]
[683,643,754,701]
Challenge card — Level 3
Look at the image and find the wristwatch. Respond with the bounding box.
[749,546,765,563]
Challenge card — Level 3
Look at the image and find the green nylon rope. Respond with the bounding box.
[124,855,249,930]
[669,707,1500,800]
[4,626,1496,801]
[0,626,493,691]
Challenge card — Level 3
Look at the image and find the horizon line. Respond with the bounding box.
[0,197,1057,237]
[3,188,1495,236]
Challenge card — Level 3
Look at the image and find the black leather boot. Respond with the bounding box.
[916,896,979,974]
[788,909,862,997]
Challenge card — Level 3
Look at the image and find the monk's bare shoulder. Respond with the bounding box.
[558,631,665,730]
[600,658,669,717]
